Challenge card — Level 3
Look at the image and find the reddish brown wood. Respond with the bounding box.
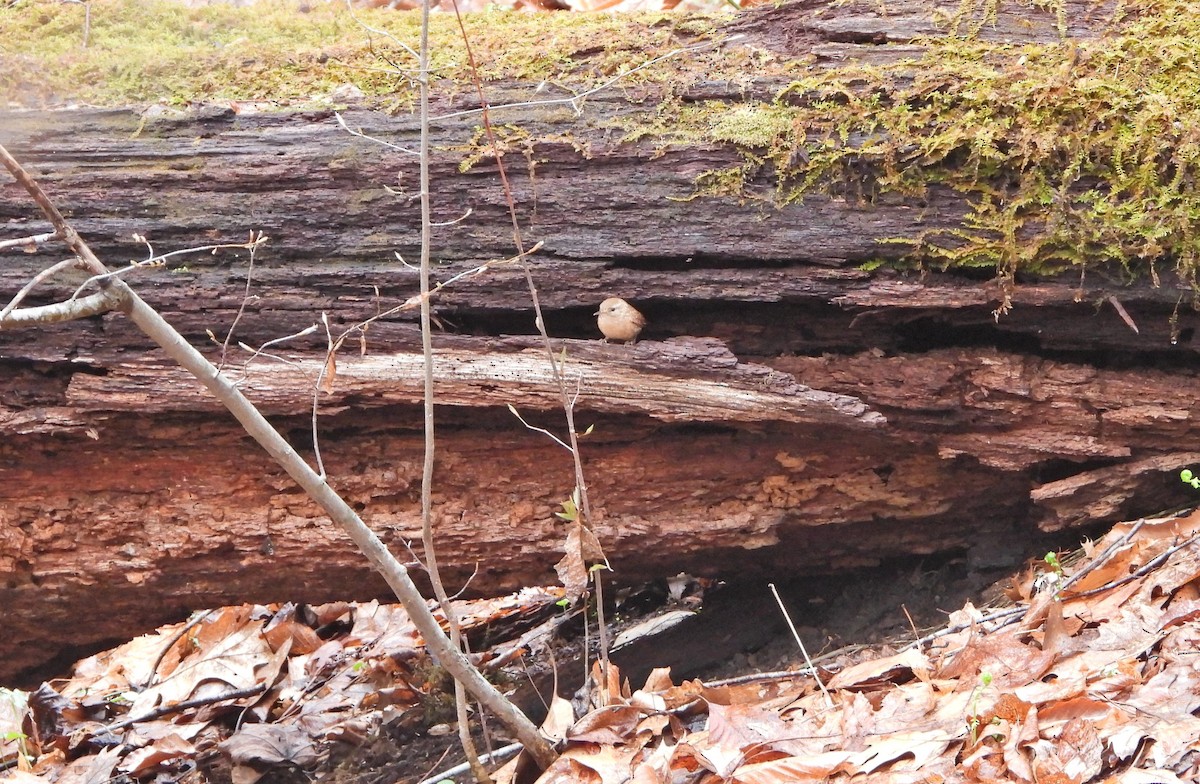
[1,0,1195,685]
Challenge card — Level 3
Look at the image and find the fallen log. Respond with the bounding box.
[2,0,1197,684]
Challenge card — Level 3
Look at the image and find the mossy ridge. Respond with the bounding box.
[7,0,1198,285]
[0,0,706,107]
[692,2,1200,286]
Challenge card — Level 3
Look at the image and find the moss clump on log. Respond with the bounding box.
[688,2,1200,288]
[4,0,1199,287]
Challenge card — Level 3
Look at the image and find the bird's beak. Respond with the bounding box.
[593,310,600,316]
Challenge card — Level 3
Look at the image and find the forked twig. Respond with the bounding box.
[217,231,267,370]
[70,235,268,301]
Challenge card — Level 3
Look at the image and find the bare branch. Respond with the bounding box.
[413,2,492,777]
[311,312,336,480]
[71,236,269,300]
[328,242,542,350]
[0,231,59,252]
[0,144,110,279]
[69,258,164,300]
[0,258,82,321]
[218,230,268,370]
[0,288,123,328]
[232,324,322,380]
[432,207,473,227]
[507,404,573,453]
[335,111,420,156]
[343,0,420,63]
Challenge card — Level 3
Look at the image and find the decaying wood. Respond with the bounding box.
[1,0,1196,684]
[60,336,885,426]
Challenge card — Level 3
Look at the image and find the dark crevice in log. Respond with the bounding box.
[1031,457,1126,486]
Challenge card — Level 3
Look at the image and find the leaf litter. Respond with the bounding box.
[5,511,1200,783]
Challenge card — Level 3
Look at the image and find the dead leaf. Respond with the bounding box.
[118,732,196,776]
[725,750,854,784]
[321,352,337,394]
[218,723,318,768]
[555,522,607,601]
[569,705,643,745]
[53,745,121,784]
[826,647,932,690]
[541,694,576,742]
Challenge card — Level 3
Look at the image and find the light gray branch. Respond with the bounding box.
[0,287,123,328]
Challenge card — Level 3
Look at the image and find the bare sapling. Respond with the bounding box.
[413,0,490,777]
[445,0,615,696]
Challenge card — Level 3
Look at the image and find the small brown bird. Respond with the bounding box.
[595,297,647,343]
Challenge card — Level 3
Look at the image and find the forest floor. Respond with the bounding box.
[12,512,1191,784]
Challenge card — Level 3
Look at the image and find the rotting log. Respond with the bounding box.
[2,0,1199,684]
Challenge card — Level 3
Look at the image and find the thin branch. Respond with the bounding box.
[769,583,833,708]
[335,111,420,156]
[103,684,266,733]
[415,0,489,776]
[141,610,215,690]
[507,404,573,452]
[1051,519,1145,596]
[418,742,523,784]
[69,258,164,300]
[0,258,81,320]
[0,288,123,328]
[71,236,268,300]
[1070,530,1200,600]
[904,605,1022,652]
[323,243,541,358]
[904,520,1180,653]
[0,144,109,278]
[343,0,420,62]
[234,324,321,376]
[311,313,336,480]
[0,230,59,251]
[218,230,266,371]
[432,207,474,227]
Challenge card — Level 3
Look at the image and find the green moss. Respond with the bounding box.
[680,0,1200,285]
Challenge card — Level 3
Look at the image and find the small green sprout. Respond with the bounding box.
[556,487,582,522]
[1036,552,1066,596]
[965,671,994,745]
[1182,468,1200,489]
